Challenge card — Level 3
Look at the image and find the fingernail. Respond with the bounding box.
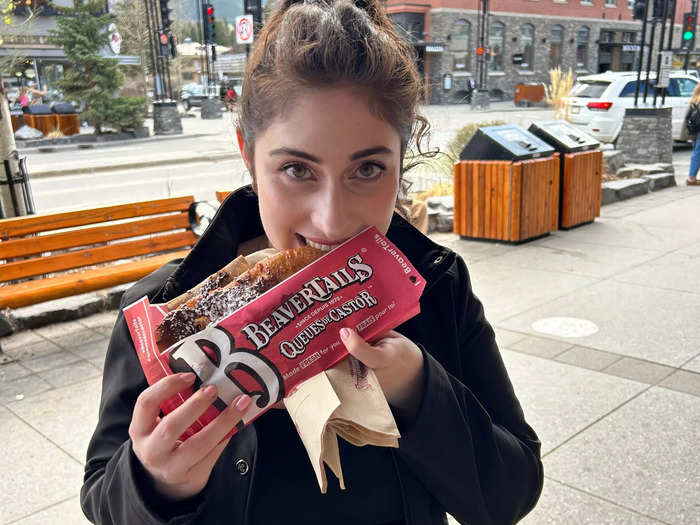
[234,394,252,411]
[203,385,217,399]
[180,372,196,383]
[340,328,350,341]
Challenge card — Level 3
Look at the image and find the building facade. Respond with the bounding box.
[385,0,697,104]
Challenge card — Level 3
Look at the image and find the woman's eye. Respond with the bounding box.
[282,163,311,179]
[355,162,384,179]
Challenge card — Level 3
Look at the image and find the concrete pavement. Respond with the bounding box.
[1,170,700,524]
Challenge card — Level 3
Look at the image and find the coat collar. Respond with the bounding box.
[163,185,453,300]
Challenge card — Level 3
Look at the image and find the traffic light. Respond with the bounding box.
[245,0,262,29]
[159,0,173,31]
[681,12,696,51]
[632,0,646,20]
[652,0,669,19]
[202,3,216,45]
[158,31,170,57]
[477,45,484,56]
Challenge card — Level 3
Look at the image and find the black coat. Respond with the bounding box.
[81,186,543,525]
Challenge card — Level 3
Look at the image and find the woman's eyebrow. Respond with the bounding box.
[349,146,393,160]
[268,146,393,163]
[269,148,320,163]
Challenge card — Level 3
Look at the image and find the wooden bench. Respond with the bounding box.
[0,196,200,309]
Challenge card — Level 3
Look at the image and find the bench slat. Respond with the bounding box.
[0,212,191,260]
[0,250,190,309]
[1,231,197,282]
[0,196,194,239]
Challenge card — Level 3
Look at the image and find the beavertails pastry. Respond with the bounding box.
[156,245,324,349]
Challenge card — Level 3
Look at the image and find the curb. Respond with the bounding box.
[600,173,676,205]
[0,285,130,345]
[19,132,215,155]
[30,151,239,178]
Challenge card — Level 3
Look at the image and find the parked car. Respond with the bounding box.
[564,70,699,143]
[180,83,207,111]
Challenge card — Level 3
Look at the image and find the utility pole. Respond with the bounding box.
[145,0,182,133]
[684,0,699,70]
[473,0,489,109]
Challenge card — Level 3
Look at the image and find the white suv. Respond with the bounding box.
[565,71,698,143]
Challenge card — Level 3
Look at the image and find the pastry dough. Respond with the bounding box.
[156,245,323,348]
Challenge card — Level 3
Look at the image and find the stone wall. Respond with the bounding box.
[426,10,651,105]
[616,106,673,165]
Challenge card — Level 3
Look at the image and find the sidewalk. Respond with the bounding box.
[2,173,699,524]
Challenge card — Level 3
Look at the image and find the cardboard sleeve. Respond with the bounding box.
[123,227,425,440]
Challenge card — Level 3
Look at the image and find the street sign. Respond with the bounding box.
[657,51,672,88]
[236,15,254,45]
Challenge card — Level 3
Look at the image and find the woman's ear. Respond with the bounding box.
[236,128,251,171]
[236,127,257,192]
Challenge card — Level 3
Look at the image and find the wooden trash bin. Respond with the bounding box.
[528,121,602,230]
[55,114,80,136]
[23,114,59,135]
[453,155,560,243]
[560,150,602,229]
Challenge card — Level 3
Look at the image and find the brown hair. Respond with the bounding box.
[236,0,432,184]
[690,81,700,106]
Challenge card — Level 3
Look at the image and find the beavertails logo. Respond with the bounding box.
[242,253,377,359]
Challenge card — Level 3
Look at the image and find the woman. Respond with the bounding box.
[80,1,543,523]
[686,82,700,185]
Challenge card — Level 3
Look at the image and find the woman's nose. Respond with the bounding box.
[311,182,352,237]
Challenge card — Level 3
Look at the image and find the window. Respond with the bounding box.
[671,77,698,97]
[619,80,658,97]
[489,21,505,72]
[550,25,564,69]
[451,19,471,71]
[605,0,616,6]
[570,80,611,97]
[622,31,637,43]
[520,24,534,70]
[600,30,615,43]
[576,26,590,70]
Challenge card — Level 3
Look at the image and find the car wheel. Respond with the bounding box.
[184,100,191,111]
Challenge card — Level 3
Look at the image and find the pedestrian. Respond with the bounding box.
[18,87,29,108]
[26,80,47,105]
[225,86,237,111]
[81,0,543,524]
[686,82,700,186]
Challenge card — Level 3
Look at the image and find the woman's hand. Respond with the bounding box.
[340,328,424,420]
[129,373,252,501]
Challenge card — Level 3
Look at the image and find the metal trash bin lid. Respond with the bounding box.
[528,120,600,153]
[459,124,556,161]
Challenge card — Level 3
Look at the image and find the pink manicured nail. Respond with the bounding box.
[203,385,217,399]
[180,373,196,383]
[340,328,350,340]
[234,394,252,411]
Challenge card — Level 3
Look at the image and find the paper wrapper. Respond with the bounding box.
[285,356,400,492]
[123,227,423,489]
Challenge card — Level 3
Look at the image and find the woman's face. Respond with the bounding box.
[247,85,401,252]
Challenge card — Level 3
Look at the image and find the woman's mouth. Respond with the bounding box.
[296,234,350,252]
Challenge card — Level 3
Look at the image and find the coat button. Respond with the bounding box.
[235,458,250,475]
[434,255,443,265]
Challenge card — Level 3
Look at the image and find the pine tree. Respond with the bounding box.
[49,0,144,134]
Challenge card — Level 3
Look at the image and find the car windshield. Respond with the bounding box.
[569,81,610,98]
